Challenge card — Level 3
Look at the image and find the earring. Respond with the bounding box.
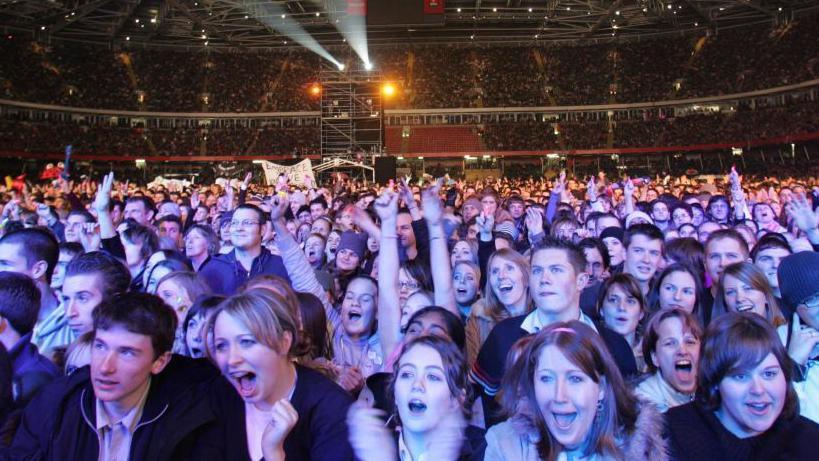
[595,399,604,423]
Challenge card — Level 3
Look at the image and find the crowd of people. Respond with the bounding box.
[2,16,818,112]
[1,163,819,460]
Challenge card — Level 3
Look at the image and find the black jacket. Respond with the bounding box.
[666,401,819,461]
[2,355,241,461]
[218,364,355,461]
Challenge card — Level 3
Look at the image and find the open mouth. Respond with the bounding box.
[408,399,427,414]
[347,309,362,322]
[498,283,514,295]
[735,304,755,313]
[746,402,772,415]
[230,371,258,397]
[456,287,468,295]
[551,412,577,430]
[674,359,693,373]
[189,347,203,358]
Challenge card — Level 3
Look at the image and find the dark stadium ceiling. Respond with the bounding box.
[0,0,817,49]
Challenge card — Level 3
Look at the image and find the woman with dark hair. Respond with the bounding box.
[486,322,667,460]
[296,291,330,361]
[598,273,647,371]
[182,294,224,358]
[635,309,702,413]
[648,263,707,327]
[666,312,819,460]
[144,256,192,294]
[347,335,484,461]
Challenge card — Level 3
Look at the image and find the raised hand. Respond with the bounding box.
[786,193,819,234]
[242,171,253,189]
[78,222,101,252]
[190,189,200,210]
[788,314,819,366]
[346,402,397,461]
[623,176,635,197]
[587,175,597,202]
[337,365,365,394]
[425,409,466,461]
[261,399,299,461]
[475,210,495,238]
[552,170,566,195]
[269,192,290,223]
[93,172,114,214]
[374,188,399,222]
[524,207,544,235]
[421,178,445,226]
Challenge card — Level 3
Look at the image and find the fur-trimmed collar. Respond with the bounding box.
[507,398,669,461]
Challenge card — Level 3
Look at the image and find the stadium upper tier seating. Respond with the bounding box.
[1,16,818,112]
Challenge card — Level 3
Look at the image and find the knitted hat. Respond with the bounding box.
[494,220,519,241]
[336,231,367,260]
[625,211,654,228]
[463,196,482,211]
[599,226,624,244]
[778,251,819,312]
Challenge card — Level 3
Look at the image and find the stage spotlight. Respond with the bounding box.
[382,83,396,97]
[338,63,346,71]
[364,61,373,71]
[309,84,321,96]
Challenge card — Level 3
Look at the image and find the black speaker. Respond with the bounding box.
[374,156,397,184]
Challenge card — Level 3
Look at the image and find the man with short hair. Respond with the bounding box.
[0,272,60,408]
[703,228,750,323]
[64,210,95,244]
[0,228,60,324]
[199,203,290,295]
[156,215,183,250]
[309,197,328,221]
[123,196,155,227]
[470,238,637,427]
[752,234,792,316]
[4,292,238,460]
[34,251,132,358]
[623,223,664,296]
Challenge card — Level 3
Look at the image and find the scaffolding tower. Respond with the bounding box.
[320,61,383,160]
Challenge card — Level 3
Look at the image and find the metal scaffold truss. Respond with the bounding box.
[320,61,383,161]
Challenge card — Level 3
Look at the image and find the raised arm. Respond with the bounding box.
[269,193,337,325]
[422,178,457,315]
[623,177,636,216]
[374,188,402,358]
[92,172,117,239]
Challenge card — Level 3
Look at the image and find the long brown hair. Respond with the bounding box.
[501,321,639,460]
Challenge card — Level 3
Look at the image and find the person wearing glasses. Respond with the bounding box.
[777,251,819,424]
[199,203,290,296]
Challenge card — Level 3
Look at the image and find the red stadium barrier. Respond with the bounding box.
[1,131,817,162]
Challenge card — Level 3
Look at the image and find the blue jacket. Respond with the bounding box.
[198,247,290,296]
[8,334,59,407]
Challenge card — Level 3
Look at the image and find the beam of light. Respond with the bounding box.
[236,1,343,69]
[326,0,370,69]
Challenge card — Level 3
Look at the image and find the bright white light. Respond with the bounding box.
[316,12,320,17]
[528,8,533,13]
[242,1,343,70]
[125,36,130,41]
[364,62,373,71]
[457,8,461,13]
[338,63,346,71]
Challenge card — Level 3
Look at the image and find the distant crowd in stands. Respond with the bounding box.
[1,16,818,112]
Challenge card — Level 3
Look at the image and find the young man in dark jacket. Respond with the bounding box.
[2,292,240,461]
[199,203,290,295]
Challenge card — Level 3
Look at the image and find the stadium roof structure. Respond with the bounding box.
[0,0,817,49]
